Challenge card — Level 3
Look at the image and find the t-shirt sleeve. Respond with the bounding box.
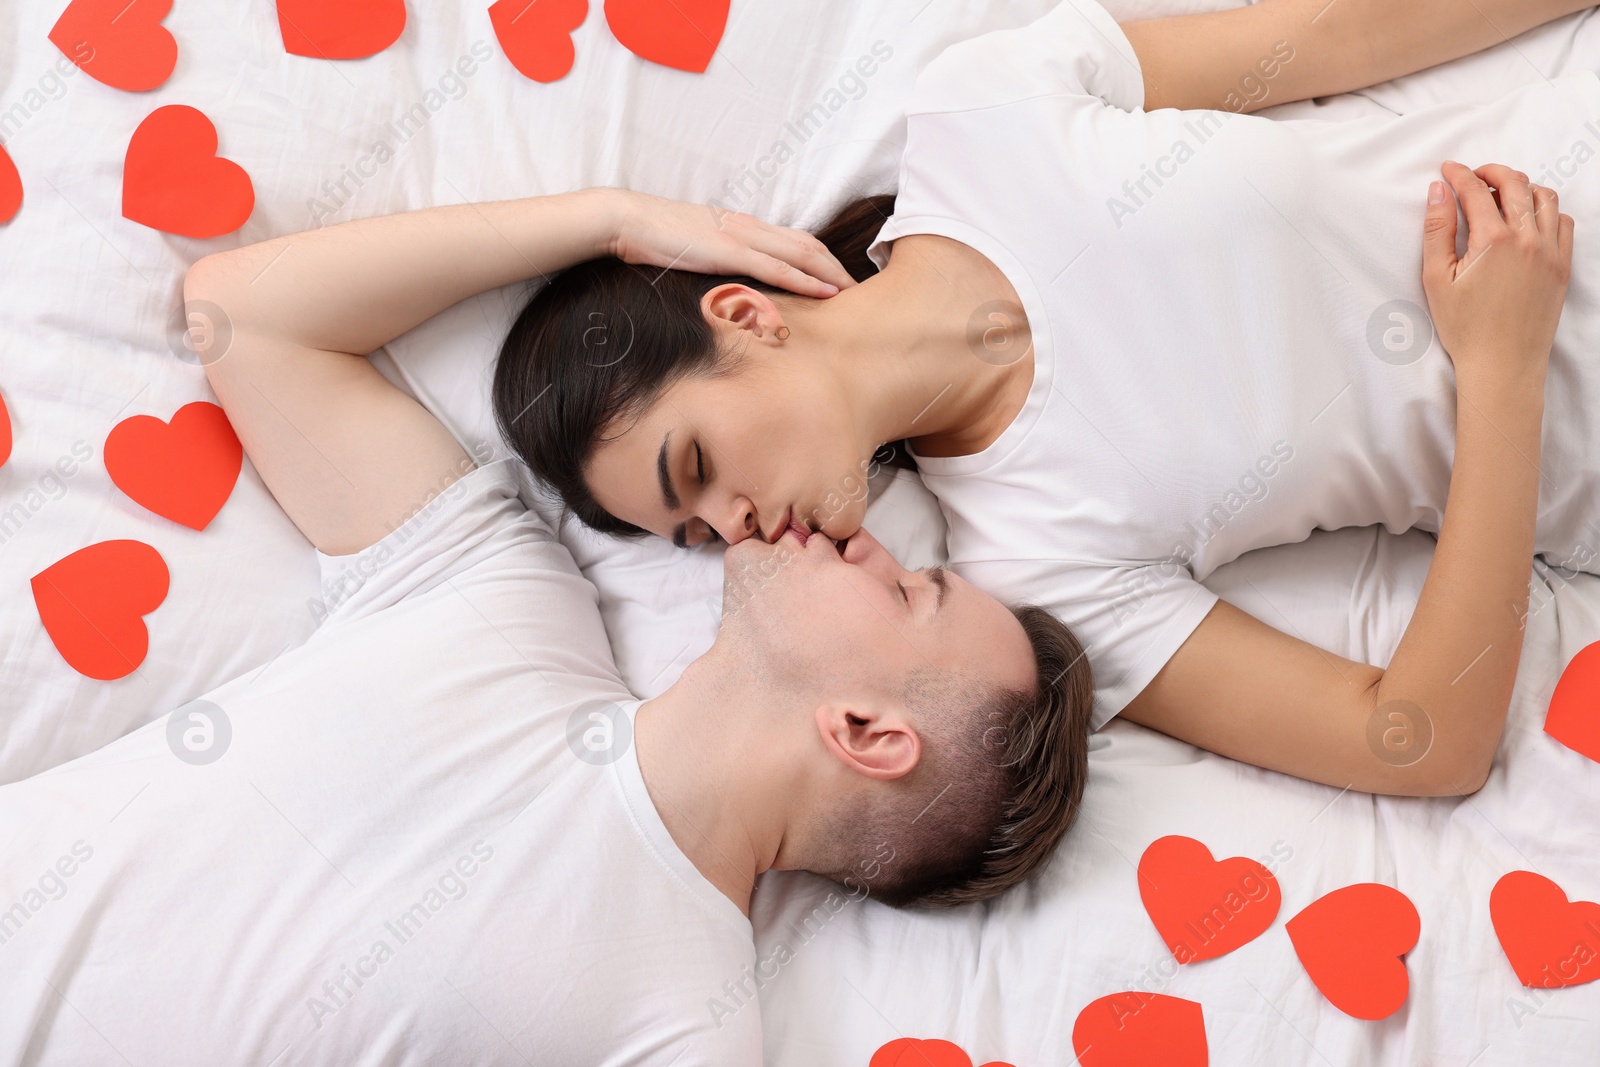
[867,0,1143,274]
[905,0,1144,117]
[962,556,1219,731]
[311,459,561,627]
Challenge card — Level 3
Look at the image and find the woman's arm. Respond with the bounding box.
[187,189,855,554]
[1121,0,1594,113]
[1124,162,1574,796]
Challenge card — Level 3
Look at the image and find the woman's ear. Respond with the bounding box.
[813,703,920,781]
[702,283,785,342]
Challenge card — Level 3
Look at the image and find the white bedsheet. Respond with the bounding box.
[1,0,1598,1063]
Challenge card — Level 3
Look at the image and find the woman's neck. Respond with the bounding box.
[789,234,1034,459]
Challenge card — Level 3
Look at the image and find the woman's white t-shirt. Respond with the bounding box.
[867,0,1600,730]
[0,461,760,1066]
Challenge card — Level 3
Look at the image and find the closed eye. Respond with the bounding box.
[695,441,705,484]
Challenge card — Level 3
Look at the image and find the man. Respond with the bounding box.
[0,209,1089,1063]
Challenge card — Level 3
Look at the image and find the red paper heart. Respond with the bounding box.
[123,105,254,238]
[603,0,727,73]
[277,0,406,59]
[49,0,177,92]
[0,142,20,224]
[868,1039,1014,1067]
[1137,835,1281,964]
[0,387,11,468]
[1546,639,1600,764]
[1491,870,1600,988]
[32,540,170,680]
[1071,992,1207,1067]
[1286,883,1419,1019]
[490,0,588,83]
[105,401,242,530]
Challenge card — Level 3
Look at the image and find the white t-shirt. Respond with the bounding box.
[867,0,1600,729]
[0,460,761,1066]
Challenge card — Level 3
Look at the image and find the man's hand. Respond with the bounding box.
[609,190,857,298]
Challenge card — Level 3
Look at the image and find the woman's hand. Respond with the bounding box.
[1422,161,1573,391]
[601,188,859,298]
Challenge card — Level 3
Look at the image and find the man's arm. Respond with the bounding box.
[1120,0,1594,113]
[186,191,620,555]
[186,190,855,556]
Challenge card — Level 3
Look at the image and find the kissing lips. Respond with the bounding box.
[775,507,850,553]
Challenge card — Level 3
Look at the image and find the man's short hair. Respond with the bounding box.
[818,605,1095,907]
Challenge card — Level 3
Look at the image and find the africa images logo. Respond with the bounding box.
[566,700,633,766]
[166,699,232,765]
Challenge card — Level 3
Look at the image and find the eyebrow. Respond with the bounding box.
[656,432,691,548]
[927,567,949,610]
[656,432,679,512]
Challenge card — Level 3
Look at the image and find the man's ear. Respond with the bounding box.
[813,703,920,781]
[702,283,785,342]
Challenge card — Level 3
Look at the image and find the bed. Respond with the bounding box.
[1,0,1598,1062]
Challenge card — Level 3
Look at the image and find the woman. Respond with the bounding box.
[493,0,1588,798]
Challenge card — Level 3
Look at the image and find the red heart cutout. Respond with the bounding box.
[1546,639,1600,764]
[1286,883,1419,1019]
[868,1039,1014,1067]
[123,105,255,238]
[0,387,11,468]
[32,540,170,680]
[603,0,727,73]
[870,1040,967,1067]
[277,0,406,59]
[105,401,242,530]
[1071,992,1207,1067]
[0,142,20,224]
[490,0,588,83]
[49,0,177,92]
[1491,870,1600,988]
[1137,835,1281,963]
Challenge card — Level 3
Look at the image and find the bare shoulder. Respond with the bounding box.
[889,233,1022,309]
[886,233,1034,456]
[886,233,1029,349]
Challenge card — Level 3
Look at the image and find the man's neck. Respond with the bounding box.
[632,662,785,916]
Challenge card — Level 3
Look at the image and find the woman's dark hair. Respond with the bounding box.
[492,192,907,537]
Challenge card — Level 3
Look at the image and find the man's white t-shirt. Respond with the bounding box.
[866,0,1600,729]
[0,461,760,1065]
